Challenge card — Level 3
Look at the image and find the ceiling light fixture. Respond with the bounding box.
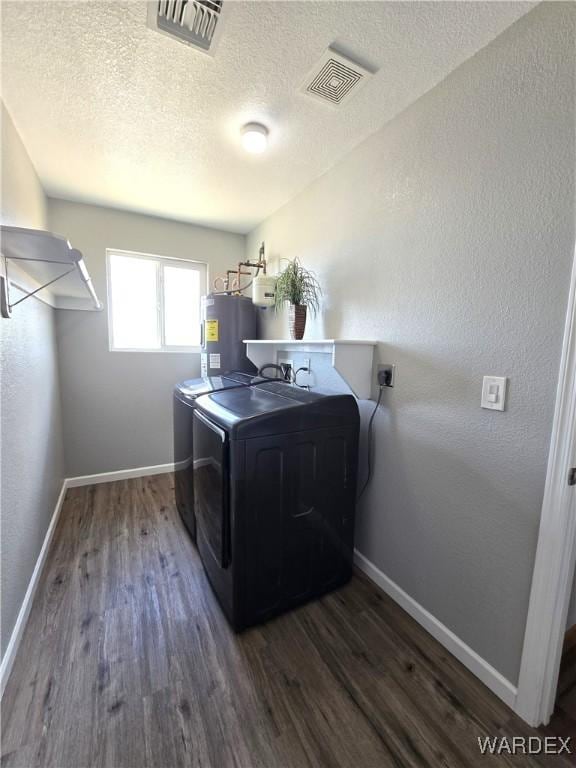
[241,123,269,154]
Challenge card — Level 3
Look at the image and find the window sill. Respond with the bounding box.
[109,347,202,354]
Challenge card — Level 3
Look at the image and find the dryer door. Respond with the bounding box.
[193,410,230,568]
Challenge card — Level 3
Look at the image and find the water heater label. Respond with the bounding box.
[205,319,219,342]
[209,353,221,369]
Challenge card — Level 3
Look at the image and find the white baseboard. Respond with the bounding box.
[0,480,68,699]
[65,462,175,488]
[354,549,518,709]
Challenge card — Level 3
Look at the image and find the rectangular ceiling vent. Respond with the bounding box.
[147,0,227,56]
[301,47,373,107]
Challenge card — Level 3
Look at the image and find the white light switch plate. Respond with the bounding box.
[481,376,507,411]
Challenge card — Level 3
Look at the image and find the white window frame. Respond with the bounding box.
[106,248,207,353]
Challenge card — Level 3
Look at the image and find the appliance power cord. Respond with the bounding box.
[258,363,286,380]
[293,366,309,387]
[357,385,384,501]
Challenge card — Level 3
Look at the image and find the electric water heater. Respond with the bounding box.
[200,294,257,377]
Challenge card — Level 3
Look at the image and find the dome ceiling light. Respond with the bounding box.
[241,123,269,154]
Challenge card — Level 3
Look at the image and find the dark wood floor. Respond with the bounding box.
[1,474,572,768]
[547,627,576,746]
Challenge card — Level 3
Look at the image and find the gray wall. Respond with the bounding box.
[48,199,245,477]
[247,2,576,684]
[1,103,65,657]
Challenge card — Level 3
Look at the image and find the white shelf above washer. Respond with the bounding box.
[243,339,377,399]
[1,226,102,316]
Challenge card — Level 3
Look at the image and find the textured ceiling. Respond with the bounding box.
[1,1,535,233]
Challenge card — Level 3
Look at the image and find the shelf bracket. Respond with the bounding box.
[1,256,76,318]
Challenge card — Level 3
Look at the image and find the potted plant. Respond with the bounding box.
[274,258,322,340]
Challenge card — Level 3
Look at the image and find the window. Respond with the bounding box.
[107,250,206,351]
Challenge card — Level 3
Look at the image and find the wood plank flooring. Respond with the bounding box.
[1,474,572,768]
[547,627,576,745]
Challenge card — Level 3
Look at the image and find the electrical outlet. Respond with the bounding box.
[295,358,312,388]
[377,364,395,387]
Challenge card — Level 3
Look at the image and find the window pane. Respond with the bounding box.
[163,265,200,347]
[110,255,160,349]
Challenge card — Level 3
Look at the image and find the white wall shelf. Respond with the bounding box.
[243,339,376,399]
[1,226,102,316]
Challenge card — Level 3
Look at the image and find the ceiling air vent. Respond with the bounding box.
[147,0,227,55]
[301,47,373,107]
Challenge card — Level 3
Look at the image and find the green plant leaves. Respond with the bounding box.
[274,258,322,316]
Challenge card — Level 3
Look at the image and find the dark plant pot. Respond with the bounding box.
[289,304,307,340]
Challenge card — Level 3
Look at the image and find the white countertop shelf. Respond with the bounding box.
[243,339,377,399]
[244,339,373,344]
[1,226,102,314]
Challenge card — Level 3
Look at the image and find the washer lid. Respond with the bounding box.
[194,385,359,440]
[174,373,252,401]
